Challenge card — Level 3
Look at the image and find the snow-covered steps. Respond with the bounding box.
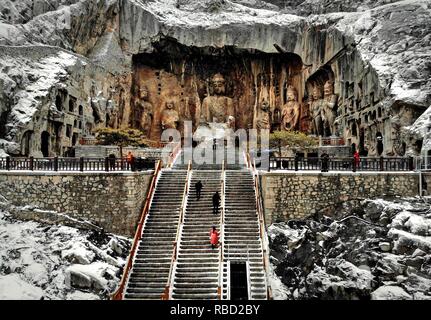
[224,170,268,300]
[172,170,222,300]
[123,170,187,300]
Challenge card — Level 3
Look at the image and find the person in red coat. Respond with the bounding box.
[210,226,219,249]
[353,150,360,169]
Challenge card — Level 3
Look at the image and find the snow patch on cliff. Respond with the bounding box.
[137,0,303,28]
[0,49,79,139]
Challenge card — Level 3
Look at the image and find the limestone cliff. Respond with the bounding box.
[0,0,429,157]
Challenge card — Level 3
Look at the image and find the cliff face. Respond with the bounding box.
[0,0,430,157]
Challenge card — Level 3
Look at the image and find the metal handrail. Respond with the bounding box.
[268,156,415,172]
[217,159,225,299]
[0,156,157,172]
[111,160,162,300]
[161,160,192,299]
[167,141,182,168]
[251,156,273,300]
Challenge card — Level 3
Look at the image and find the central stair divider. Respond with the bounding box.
[162,160,192,299]
[111,160,162,300]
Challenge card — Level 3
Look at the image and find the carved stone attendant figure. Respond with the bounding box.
[322,81,338,136]
[202,73,235,124]
[310,86,324,136]
[161,100,179,130]
[281,86,301,131]
[256,100,271,130]
[134,85,154,136]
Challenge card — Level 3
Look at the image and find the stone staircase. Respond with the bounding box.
[222,170,267,300]
[123,170,187,299]
[119,155,269,300]
[172,170,222,299]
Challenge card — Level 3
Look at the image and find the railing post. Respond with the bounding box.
[380,156,384,171]
[352,157,356,172]
[29,156,34,171]
[6,156,10,171]
[105,157,109,172]
[408,156,414,171]
[80,157,84,172]
[294,155,298,171]
[54,157,58,171]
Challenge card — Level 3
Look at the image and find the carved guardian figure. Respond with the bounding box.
[322,81,338,136]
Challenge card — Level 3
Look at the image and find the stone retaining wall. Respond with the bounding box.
[0,171,153,237]
[260,172,419,225]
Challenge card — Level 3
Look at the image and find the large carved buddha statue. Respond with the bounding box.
[161,100,180,130]
[201,73,235,124]
[134,85,154,136]
[322,81,338,136]
[281,86,301,131]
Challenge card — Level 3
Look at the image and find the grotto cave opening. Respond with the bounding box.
[129,39,307,141]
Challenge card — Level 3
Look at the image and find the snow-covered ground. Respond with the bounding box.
[269,196,431,300]
[0,209,130,300]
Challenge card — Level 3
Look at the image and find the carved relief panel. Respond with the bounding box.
[131,44,305,140]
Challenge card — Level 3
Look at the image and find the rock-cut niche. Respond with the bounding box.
[130,39,307,141]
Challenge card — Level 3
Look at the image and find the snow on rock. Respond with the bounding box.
[65,262,117,291]
[0,148,8,157]
[0,274,44,300]
[270,197,431,300]
[306,259,374,299]
[0,209,131,300]
[371,285,412,300]
[65,291,100,300]
[268,263,291,300]
[61,242,96,265]
[389,229,431,254]
[403,105,431,155]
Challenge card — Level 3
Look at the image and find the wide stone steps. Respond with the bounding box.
[123,170,187,300]
[223,170,267,300]
[172,170,222,300]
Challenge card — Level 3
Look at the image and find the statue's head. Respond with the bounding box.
[324,81,334,97]
[211,73,226,95]
[287,86,298,102]
[139,86,149,100]
[261,100,270,111]
[312,86,322,100]
[165,100,175,110]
